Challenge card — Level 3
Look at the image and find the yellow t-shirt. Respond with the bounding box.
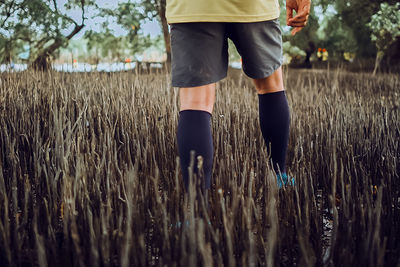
[166,0,280,23]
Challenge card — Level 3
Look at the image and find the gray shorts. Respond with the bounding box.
[170,19,283,88]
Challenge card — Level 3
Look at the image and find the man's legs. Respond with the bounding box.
[253,67,291,181]
[170,22,226,195]
[177,84,215,193]
[226,20,291,186]
[177,66,291,192]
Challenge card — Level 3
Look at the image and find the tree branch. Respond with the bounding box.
[81,0,86,24]
[66,23,84,40]
[32,22,85,69]
[52,0,58,13]
[0,0,17,28]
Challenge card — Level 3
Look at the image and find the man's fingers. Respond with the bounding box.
[291,27,303,36]
[288,7,310,27]
[289,16,307,23]
[288,21,307,27]
[289,9,309,22]
[287,0,311,35]
[287,14,308,27]
[286,7,293,25]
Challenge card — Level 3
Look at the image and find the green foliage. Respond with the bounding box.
[139,0,164,19]
[101,1,144,37]
[3,0,398,66]
[280,0,400,61]
[0,0,97,67]
[97,1,155,58]
[283,41,306,57]
[320,0,399,57]
[367,3,400,53]
[228,40,241,62]
[0,33,25,63]
[319,16,358,55]
[0,1,28,63]
[84,27,153,63]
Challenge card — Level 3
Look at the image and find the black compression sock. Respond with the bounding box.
[177,110,213,191]
[258,91,290,174]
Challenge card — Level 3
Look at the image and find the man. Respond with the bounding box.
[166,0,311,194]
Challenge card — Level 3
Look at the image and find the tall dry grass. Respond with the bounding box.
[0,68,399,267]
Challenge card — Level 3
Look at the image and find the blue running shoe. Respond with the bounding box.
[174,220,189,229]
[277,173,295,189]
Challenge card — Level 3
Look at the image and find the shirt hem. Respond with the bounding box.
[166,12,280,24]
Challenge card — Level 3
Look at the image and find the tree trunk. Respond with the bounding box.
[159,0,171,64]
[372,51,383,76]
[3,40,13,64]
[4,51,12,65]
[304,51,312,69]
[31,24,84,71]
[304,41,315,69]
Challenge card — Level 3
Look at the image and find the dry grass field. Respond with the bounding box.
[0,68,399,267]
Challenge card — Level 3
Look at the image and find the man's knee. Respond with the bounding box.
[253,67,285,94]
[179,83,216,113]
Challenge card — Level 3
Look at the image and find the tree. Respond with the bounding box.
[0,0,30,64]
[100,2,154,58]
[367,3,400,75]
[138,0,171,63]
[85,28,125,64]
[317,0,399,58]
[0,0,97,70]
[316,12,358,58]
[84,27,153,63]
[0,34,25,64]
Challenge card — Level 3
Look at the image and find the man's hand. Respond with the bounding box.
[286,0,311,36]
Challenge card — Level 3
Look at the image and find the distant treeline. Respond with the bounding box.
[1,0,399,73]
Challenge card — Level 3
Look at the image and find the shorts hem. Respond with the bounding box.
[171,73,227,88]
[243,62,282,80]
